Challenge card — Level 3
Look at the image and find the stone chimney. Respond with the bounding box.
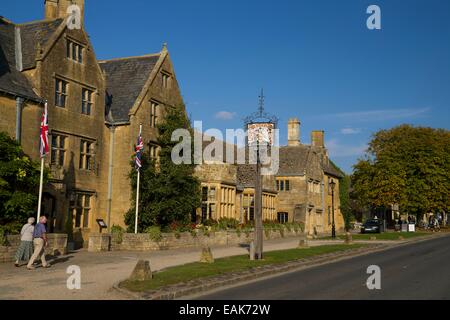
[45,0,85,24]
[287,118,301,146]
[311,130,325,148]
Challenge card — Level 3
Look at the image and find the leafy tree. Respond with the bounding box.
[330,161,353,231]
[339,173,353,231]
[0,132,46,225]
[125,106,201,231]
[351,125,450,218]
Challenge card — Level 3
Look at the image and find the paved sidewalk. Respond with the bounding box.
[0,236,424,300]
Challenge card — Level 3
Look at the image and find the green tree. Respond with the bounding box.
[124,106,201,231]
[352,125,450,218]
[339,173,353,231]
[0,132,46,225]
[330,161,353,231]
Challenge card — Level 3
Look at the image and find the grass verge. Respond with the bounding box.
[120,244,365,292]
[321,232,431,241]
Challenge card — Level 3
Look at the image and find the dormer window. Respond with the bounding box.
[67,39,83,63]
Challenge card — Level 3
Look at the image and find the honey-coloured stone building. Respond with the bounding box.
[0,0,344,246]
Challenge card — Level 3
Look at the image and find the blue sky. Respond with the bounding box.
[3,0,450,173]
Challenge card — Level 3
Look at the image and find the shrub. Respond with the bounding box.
[188,223,198,238]
[3,222,22,235]
[111,225,124,244]
[146,226,163,242]
[201,225,211,237]
[0,226,7,246]
[217,217,240,230]
[202,219,217,227]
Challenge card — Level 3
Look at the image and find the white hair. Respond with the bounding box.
[28,217,35,224]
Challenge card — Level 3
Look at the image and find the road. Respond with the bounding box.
[196,234,450,300]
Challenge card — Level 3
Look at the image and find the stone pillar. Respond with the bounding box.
[129,260,152,281]
[88,233,111,252]
[344,232,352,244]
[298,238,309,248]
[200,246,214,263]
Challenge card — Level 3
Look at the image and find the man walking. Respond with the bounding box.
[27,216,51,270]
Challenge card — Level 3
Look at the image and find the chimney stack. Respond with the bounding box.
[45,0,84,24]
[287,118,301,146]
[311,130,325,148]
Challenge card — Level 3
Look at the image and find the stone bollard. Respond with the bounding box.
[298,239,309,249]
[200,246,214,263]
[369,236,377,241]
[345,232,353,244]
[249,242,255,260]
[129,260,152,281]
[398,235,404,240]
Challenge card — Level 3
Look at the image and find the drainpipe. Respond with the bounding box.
[15,97,24,143]
[106,125,115,233]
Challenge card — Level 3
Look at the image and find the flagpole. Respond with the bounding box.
[37,101,49,221]
[134,124,142,234]
[134,169,140,234]
[37,157,45,220]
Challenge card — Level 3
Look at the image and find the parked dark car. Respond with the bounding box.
[361,219,383,234]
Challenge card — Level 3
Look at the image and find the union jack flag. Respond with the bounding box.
[40,102,49,158]
[135,132,144,171]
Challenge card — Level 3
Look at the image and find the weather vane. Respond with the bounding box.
[243,88,278,127]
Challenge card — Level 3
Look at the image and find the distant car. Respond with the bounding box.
[361,220,382,234]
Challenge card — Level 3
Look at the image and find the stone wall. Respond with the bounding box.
[112,229,305,251]
[0,234,68,263]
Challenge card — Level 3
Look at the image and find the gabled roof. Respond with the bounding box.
[278,144,343,179]
[0,19,41,101]
[323,160,344,178]
[18,18,64,70]
[277,145,311,176]
[99,54,160,123]
[237,164,277,192]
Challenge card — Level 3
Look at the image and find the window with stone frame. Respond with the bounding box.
[220,186,235,218]
[66,39,83,63]
[79,139,95,170]
[201,185,217,222]
[148,143,159,161]
[55,79,68,107]
[72,193,91,228]
[243,193,255,222]
[81,88,94,115]
[51,134,66,166]
[161,72,171,89]
[263,194,276,220]
[277,212,289,224]
[277,179,290,192]
[150,101,158,127]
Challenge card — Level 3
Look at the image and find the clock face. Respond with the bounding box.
[247,123,274,145]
